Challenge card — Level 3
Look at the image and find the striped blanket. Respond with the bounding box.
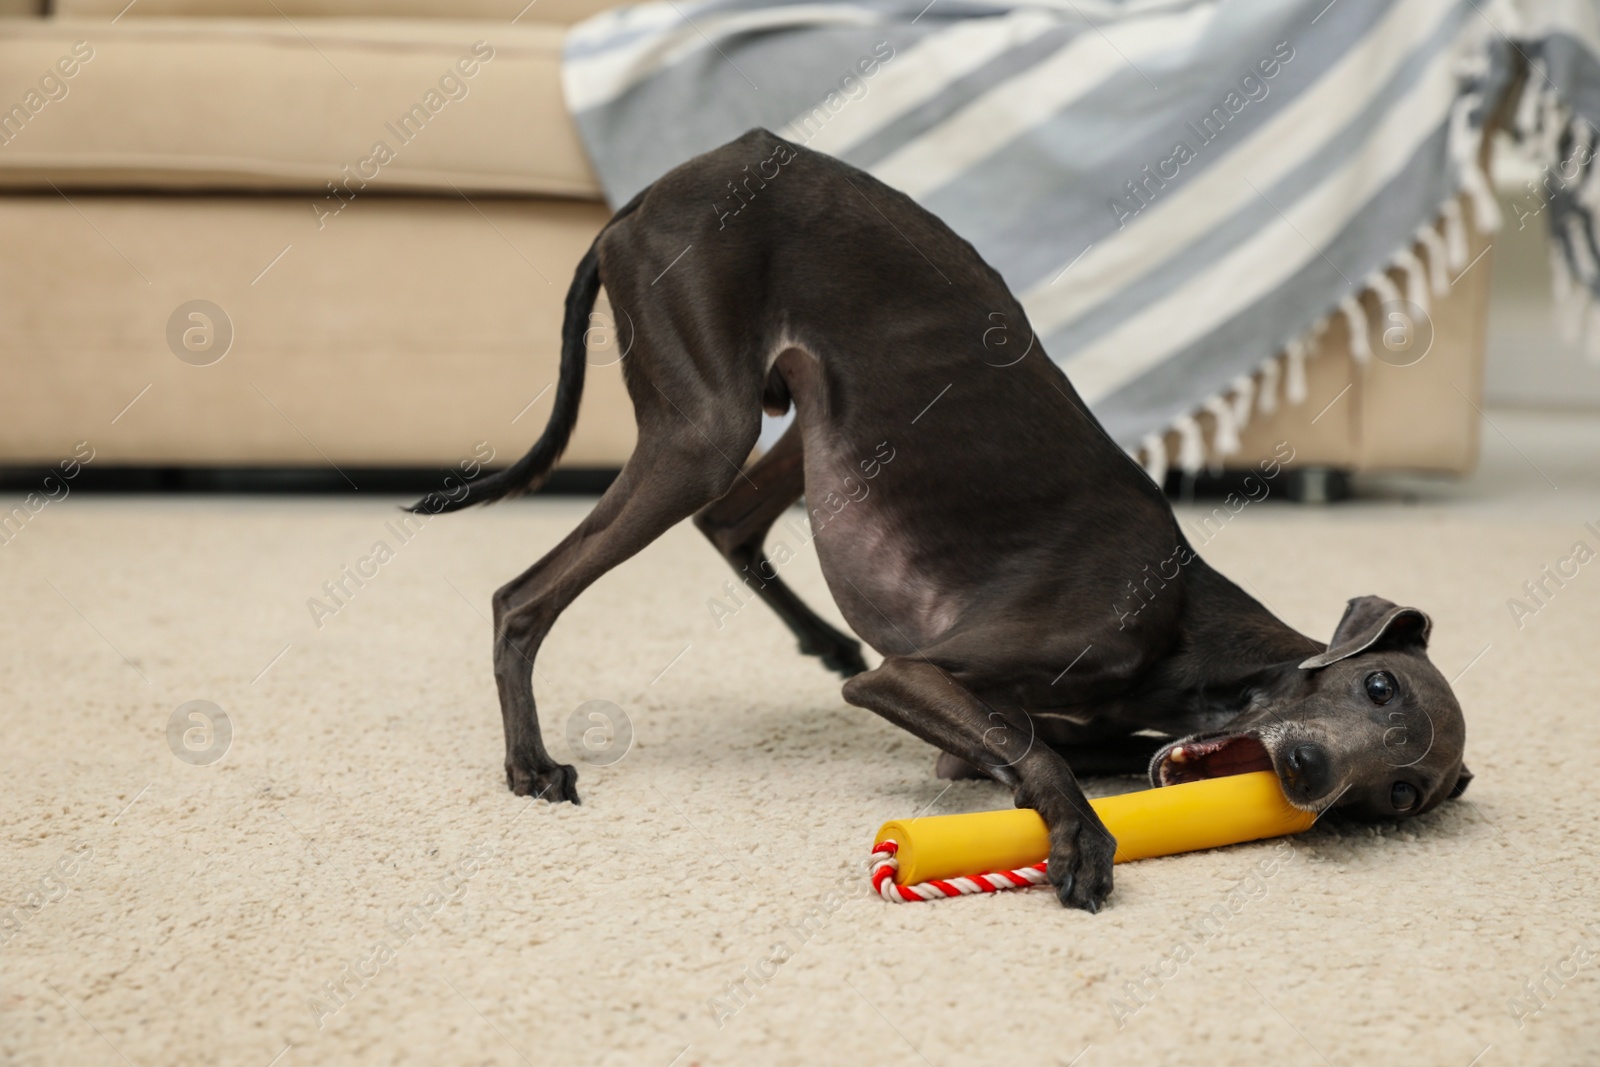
[563,0,1600,476]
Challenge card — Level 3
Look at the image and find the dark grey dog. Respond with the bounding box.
[416,129,1471,912]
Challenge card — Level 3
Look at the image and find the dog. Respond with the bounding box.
[415,128,1471,912]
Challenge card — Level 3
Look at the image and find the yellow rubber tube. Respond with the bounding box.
[874,770,1316,885]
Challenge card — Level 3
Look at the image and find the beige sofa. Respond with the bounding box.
[0,0,1491,486]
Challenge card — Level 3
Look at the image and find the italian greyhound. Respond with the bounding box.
[415,129,1471,912]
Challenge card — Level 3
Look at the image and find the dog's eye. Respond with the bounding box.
[1364,671,1396,705]
[1390,781,1418,811]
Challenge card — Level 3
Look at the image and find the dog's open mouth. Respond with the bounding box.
[1153,733,1274,787]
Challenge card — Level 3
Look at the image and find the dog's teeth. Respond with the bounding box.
[1169,746,1187,763]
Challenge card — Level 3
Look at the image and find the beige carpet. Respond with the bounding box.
[3,414,1599,1067]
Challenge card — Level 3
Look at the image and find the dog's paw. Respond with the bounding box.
[506,759,581,804]
[1047,817,1116,912]
[1019,786,1116,912]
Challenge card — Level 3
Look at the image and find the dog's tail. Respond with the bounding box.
[409,195,639,515]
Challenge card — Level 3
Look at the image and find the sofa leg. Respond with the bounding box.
[1283,467,1350,504]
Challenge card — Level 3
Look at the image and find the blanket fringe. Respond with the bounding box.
[1140,431,1168,489]
[1441,198,1469,269]
[1137,193,1490,481]
[1283,338,1309,406]
[1256,354,1280,415]
[1395,249,1431,316]
[1135,21,1510,484]
[1505,56,1600,363]
[1229,374,1255,429]
[1415,223,1451,295]
[1339,295,1372,363]
[1201,394,1241,458]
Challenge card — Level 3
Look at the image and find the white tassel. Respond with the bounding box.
[1140,432,1168,488]
[1202,394,1241,457]
[1363,272,1407,364]
[1173,414,1205,474]
[1340,295,1372,362]
[1442,198,1469,270]
[1416,222,1451,296]
[1257,356,1280,416]
[1364,269,1404,311]
[1230,374,1255,430]
[1395,248,1431,317]
[1284,340,1308,404]
[1311,315,1330,337]
[1462,161,1503,232]
[1450,92,1503,234]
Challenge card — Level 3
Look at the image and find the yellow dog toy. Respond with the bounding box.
[870,770,1314,901]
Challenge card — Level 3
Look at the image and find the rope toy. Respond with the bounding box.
[871,840,1049,901]
[871,769,1315,902]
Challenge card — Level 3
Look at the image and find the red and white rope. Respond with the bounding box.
[870,840,1049,902]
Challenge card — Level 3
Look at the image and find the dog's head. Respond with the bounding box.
[1150,596,1471,818]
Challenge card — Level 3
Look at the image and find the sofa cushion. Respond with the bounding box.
[0,18,603,198]
[53,0,618,23]
[0,194,634,466]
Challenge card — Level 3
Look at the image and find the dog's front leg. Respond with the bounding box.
[842,657,1116,911]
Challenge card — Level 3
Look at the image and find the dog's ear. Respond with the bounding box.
[1299,595,1432,669]
[1448,765,1473,799]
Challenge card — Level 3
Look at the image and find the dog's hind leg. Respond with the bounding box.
[693,422,868,677]
[492,398,761,800]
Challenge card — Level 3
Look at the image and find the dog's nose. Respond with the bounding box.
[1284,742,1333,800]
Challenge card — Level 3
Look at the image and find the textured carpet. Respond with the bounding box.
[3,415,1598,1067]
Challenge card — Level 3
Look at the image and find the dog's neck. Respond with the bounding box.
[1136,551,1323,721]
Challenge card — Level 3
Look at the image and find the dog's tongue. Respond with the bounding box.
[1155,734,1272,786]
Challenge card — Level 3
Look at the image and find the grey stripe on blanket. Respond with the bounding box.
[563,0,1594,472]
